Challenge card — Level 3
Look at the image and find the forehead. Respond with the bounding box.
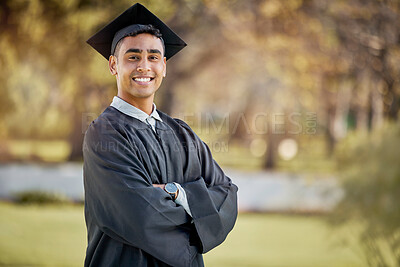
[119,33,164,53]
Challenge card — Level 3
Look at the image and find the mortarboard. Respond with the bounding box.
[87,3,186,60]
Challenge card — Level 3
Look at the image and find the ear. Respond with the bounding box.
[109,55,118,76]
[163,57,167,77]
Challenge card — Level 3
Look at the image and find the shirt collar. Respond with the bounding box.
[110,96,162,123]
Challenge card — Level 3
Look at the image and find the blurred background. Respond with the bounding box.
[0,0,399,266]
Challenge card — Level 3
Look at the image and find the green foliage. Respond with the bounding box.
[333,123,400,266]
[1,0,399,163]
[13,190,71,204]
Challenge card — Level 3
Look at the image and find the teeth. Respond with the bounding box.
[134,77,151,82]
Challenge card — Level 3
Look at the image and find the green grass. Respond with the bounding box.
[0,202,86,266]
[0,202,366,267]
[6,140,71,162]
[205,213,366,267]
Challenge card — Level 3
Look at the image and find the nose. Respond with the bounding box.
[137,58,151,72]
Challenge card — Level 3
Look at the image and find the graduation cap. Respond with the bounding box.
[87,3,186,60]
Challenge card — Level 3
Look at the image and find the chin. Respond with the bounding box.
[131,90,156,99]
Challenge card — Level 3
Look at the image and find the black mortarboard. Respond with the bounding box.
[87,3,186,60]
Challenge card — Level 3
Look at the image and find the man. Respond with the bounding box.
[83,3,238,267]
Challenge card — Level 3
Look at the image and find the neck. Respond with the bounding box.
[117,93,154,115]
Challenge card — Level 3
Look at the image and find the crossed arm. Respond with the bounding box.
[83,119,238,266]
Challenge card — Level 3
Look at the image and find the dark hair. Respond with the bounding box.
[113,24,165,57]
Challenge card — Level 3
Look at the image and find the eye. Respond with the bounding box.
[128,55,139,60]
[149,55,159,61]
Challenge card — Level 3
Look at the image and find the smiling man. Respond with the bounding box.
[83,3,238,267]
[110,31,166,114]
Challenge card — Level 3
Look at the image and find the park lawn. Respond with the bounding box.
[0,202,86,266]
[0,202,365,267]
[205,213,365,267]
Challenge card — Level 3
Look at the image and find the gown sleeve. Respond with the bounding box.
[83,117,197,267]
[175,119,239,253]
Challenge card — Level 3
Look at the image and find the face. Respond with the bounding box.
[109,33,166,104]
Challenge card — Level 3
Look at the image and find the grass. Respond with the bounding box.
[6,140,71,162]
[205,213,365,267]
[0,202,366,267]
[0,202,86,266]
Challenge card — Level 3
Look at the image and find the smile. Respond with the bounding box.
[133,77,153,82]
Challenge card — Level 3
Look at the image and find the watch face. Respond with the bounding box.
[165,183,177,194]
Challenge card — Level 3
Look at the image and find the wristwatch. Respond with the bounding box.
[164,183,179,200]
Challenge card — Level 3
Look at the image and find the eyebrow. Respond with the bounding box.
[125,48,142,54]
[124,48,162,55]
[148,49,162,55]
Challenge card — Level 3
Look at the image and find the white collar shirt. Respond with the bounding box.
[110,96,162,132]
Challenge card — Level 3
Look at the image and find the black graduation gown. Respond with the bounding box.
[83,106,238,267]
